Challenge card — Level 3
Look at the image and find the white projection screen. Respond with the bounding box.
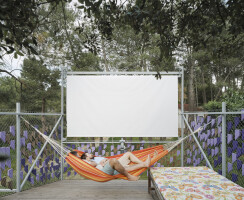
[67,75,178,137]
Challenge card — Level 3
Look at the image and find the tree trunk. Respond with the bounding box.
[188,57,196,111]
[101,37,108,71]
[201,70,207,104]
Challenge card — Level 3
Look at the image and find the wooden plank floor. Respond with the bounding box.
[1,180,153,200]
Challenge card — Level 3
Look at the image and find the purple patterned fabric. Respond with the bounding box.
[211,149,215,157]
[6,147,10,156]
[218,116,222,125]
[232,140,238,151]
[6,159,11,168]
[218,127,221,135]
[36,160,39,168]
[235,129,240,140]
[237,160,242,170]
[27,143,31,151]
[232,173,238,183]
[10,126,15,136]
[202,142,205,149]
[24,165,28,173]
[23,130,28,139]
[10,140,15,150]
[0,162,5,170]
[218,156,222,165]
[20,171,23,180]
[232,153,237,163]
[211,138,214,147]
[227,122,232,133]
[228,162,233,173]
[21,137,25,147]
[227,134,233,144]
[234,117,240,128]
[237,147,242,158]
[207,116,211,123]
[28,156,32,164]
[36,174,39,182]
[0,131,6,143]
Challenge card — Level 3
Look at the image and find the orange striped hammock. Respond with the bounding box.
[65,145,168,182]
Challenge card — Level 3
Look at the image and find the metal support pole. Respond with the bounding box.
[183,115,213,170]
[180,67,184,167]
[222,102,226,177]
[61,68,64,180]
[16,103,21,192]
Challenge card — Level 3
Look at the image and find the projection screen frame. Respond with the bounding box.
[60,69,185,178]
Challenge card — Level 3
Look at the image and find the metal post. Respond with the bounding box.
[222,102,226,177]
[61,68,64,180]
[181,67,184,167]
[16,103,21,192]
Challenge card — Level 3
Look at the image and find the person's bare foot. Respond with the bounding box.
[153,150,158,158]
[144,155,151,167]
[128,175,140,181]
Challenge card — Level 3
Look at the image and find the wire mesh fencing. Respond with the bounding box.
[0,114,17,196]
[19,115,62,191]
[183,112,244,188]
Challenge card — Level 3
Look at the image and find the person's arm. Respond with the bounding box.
[99,158,109,167]
[89,161,97,167]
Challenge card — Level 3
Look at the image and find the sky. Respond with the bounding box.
[2,53,25,77]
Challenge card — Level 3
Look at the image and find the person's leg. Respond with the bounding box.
[124,155,151,172]
[109,158,140,181]
[120,152,143,164]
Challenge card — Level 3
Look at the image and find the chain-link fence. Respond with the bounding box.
[1,107,244,197]
[183,111,244,188]
[0,111,62,198]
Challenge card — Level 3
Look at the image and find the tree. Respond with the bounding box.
[20,57,60,113]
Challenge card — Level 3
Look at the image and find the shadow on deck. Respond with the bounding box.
[1,180,153,200]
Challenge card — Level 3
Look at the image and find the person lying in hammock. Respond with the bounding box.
[71,151,156,181]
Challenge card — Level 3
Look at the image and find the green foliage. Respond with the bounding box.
[0,0,68,59]
[203,101,222,112]
[0,77,21,110]
[204,88,244,111]
[20,57,60,112]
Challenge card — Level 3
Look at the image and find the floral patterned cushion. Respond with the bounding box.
[150,167,244,200]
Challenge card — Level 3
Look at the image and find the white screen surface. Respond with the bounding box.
[67,76,178,137]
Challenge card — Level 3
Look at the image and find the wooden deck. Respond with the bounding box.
[1,180,153,200]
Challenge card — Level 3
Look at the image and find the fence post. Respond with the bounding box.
[16,103,21,192]
[222,102,226,177]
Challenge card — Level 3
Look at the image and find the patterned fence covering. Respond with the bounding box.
[184,112,244,188]
[0,110,243,197]
[0,115,62,197]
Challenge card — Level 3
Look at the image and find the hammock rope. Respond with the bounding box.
[21,115,218,182]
